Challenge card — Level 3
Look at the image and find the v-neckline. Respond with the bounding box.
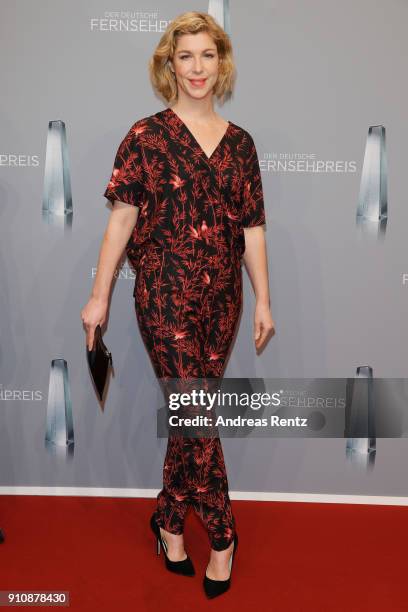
[166,107,231,161]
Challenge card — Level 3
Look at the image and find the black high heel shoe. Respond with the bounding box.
[150,513,195,577]
[203,532,239,599]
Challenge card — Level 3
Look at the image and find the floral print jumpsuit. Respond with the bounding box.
[103,107,266,551]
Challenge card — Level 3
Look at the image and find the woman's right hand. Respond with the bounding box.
[81,296,109,351]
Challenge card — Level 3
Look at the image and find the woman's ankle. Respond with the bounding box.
[159,526,184,540]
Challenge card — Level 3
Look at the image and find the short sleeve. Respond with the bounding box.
[241,132,266,228]
[103,125,145,207]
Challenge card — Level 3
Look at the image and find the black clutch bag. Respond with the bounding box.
[86,324,113,401]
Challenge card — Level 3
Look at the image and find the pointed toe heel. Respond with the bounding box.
[150,513,195,577]
[203,532,238,599]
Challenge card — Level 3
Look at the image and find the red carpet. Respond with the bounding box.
[0,495,407,611]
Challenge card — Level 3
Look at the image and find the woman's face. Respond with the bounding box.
[170,31,220,101]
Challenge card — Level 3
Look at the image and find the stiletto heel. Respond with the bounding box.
[203,532,239,599]
[150,513,195,576]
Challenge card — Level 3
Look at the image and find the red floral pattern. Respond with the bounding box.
[103,108,266,551]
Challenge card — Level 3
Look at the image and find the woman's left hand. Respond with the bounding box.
[254,300,275,351]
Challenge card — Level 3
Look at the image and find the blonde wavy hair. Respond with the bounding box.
[149,11,236,105]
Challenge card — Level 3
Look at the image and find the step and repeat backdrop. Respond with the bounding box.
[1,0,408,497]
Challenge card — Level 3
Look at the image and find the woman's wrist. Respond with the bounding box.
[255,295,270,308]
[90,292,109,304]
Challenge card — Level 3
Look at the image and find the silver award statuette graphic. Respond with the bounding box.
[45,359,74,458]
[356,125,387,236]
[42,120,73,228]
[345,365,376,468]
[208,0,231,36]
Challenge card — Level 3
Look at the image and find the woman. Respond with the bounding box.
[81,11,275,599]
